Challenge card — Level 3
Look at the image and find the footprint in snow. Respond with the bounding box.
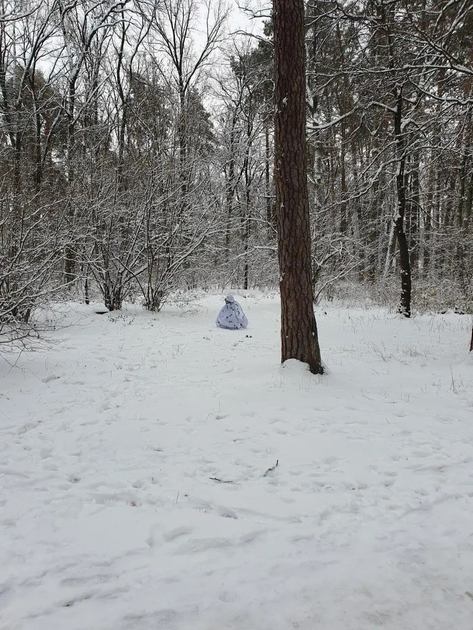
[175,537,234,554]
[219,591,237,603]
[162,526,194,543]
[215,505,238,519]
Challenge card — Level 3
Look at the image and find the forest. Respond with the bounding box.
[2,3,473,626]
[1,0,472,345]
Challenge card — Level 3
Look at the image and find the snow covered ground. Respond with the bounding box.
[1,292,473,630]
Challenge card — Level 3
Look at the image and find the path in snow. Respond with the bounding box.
[1,293,472,630]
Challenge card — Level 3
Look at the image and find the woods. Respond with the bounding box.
[1,0,472,346]
[2,3,473,621]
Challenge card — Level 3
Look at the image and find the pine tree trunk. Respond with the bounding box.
[394,87,412,317]
[274,0,323,375]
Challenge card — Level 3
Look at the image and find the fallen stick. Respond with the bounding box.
[263,460,279,477]
[209,477,235,484]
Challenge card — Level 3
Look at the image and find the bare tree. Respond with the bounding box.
[142,0,227,210]
[57,0,128,284]
[0,0,67,344]
[215,40,276,288]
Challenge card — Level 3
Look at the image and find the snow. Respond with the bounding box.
[1,292,473,630]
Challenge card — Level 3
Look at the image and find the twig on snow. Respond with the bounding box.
[209,477,235,484]
[263,460,279,477]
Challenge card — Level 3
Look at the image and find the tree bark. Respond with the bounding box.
[274,0,323,374]
[393,87,412,318]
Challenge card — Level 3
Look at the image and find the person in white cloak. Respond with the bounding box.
[216,295,248,330]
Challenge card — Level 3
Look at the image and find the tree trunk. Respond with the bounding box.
[243,109,252,290]
[264,117,275,235]
[393,87,412,317]
[274,0,323,375]
[225,112,237,257]
[455,104,472,295]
